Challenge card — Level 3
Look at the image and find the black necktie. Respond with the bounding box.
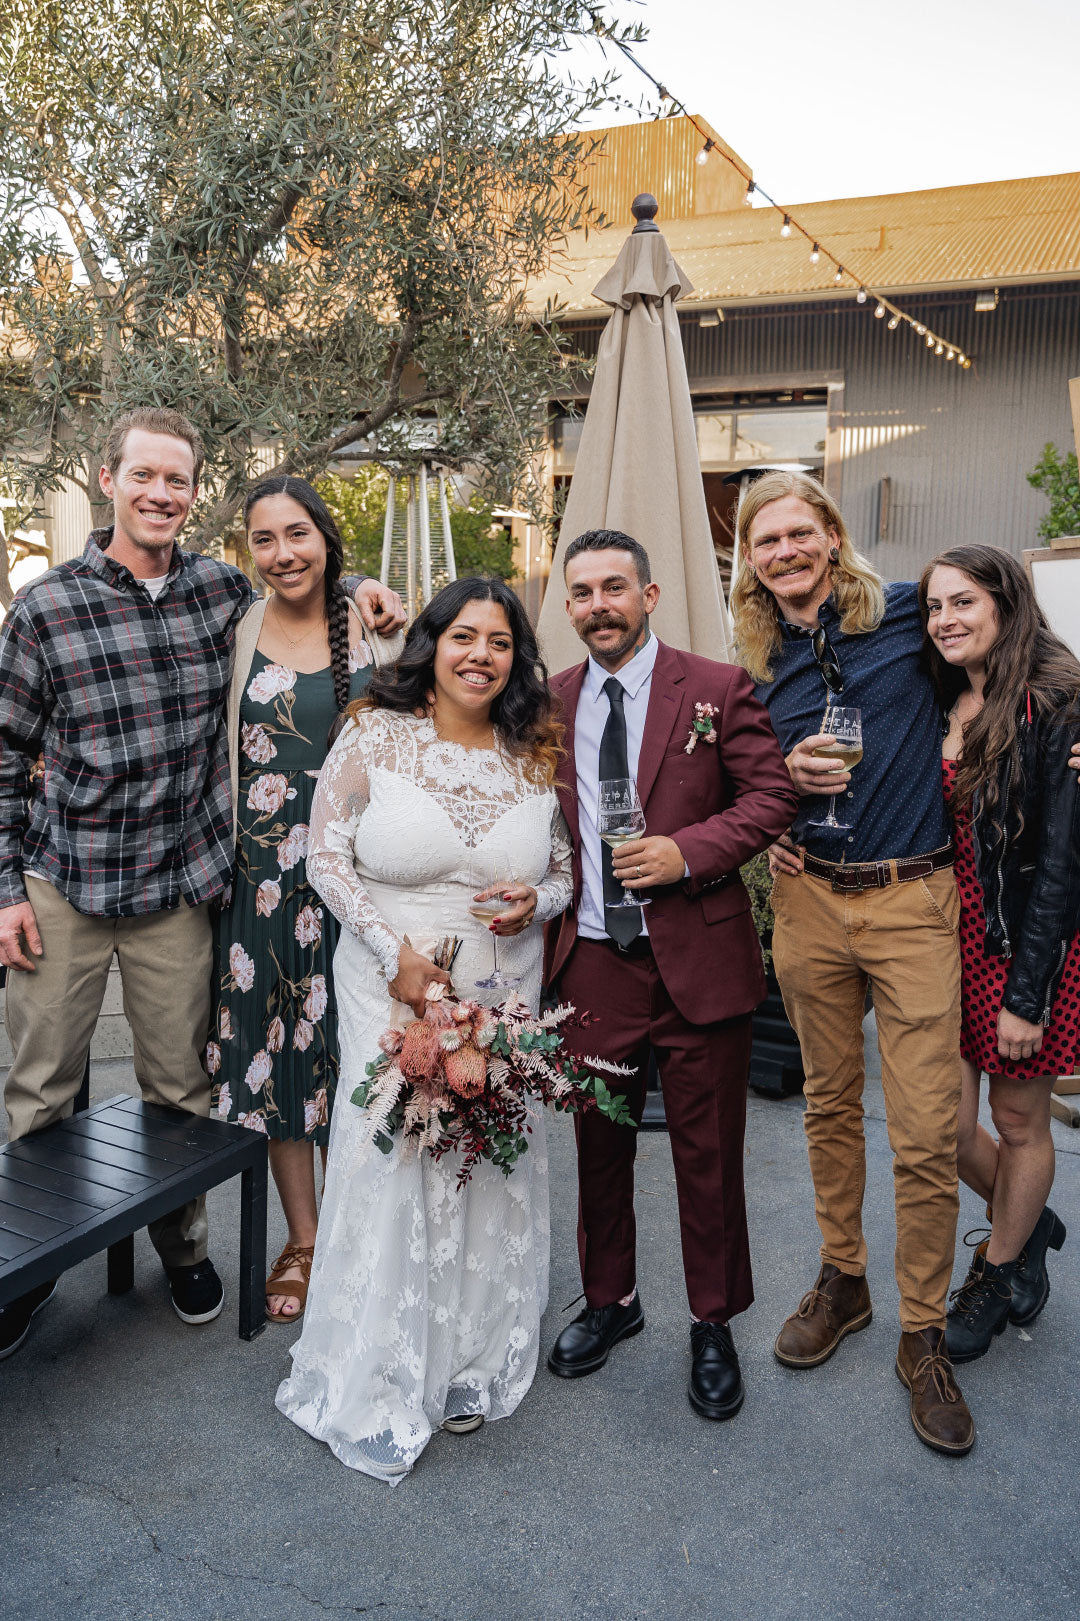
[599,677,642,947]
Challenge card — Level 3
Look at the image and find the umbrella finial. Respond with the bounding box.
[631,193,659,233]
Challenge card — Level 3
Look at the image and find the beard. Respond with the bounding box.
[581,611,645,663]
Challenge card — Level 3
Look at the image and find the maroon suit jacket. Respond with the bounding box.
[544,639,798,1026]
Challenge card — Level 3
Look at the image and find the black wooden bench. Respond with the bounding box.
[0,1094,268,1340]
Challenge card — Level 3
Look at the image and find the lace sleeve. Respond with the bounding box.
[308,717,403,982]
[532,799,574,926]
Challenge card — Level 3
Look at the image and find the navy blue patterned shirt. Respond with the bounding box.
[754,582,949,862]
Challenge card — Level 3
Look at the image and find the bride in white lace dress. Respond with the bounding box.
[276,579,572,1482]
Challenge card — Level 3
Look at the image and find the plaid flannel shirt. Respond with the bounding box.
[0,529,256,916]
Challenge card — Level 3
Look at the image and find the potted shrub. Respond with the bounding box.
[742,853,805,1099]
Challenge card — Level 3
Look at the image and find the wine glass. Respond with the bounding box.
[598,777,651,908]
[469,852,523,990]
[807,706,863,831]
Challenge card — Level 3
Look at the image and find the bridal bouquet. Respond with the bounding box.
[352,985,634,1187]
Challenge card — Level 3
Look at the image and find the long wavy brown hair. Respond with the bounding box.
[348,577,564,785]
[731,471,885,683]
[918,545,1080,824]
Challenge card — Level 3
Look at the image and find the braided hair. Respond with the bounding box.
[242,475,355,746]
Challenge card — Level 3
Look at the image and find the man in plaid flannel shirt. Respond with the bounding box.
[0,407,404,1354]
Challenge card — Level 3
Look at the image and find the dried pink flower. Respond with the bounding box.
[443,1042,487,1098]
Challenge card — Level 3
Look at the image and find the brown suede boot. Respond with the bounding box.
[895,1327,975,1456]
[774,1264,873,1368]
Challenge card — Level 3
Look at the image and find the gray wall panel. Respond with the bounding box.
[685,285,1080,581]
[563,284,1080,582]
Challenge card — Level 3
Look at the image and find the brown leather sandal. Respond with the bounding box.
[265,1243,315,1324]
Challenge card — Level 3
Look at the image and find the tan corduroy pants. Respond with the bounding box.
[4,876,213,1268]
[771,865,962,1333]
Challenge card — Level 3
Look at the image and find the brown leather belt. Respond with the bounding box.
[802,843,954,892]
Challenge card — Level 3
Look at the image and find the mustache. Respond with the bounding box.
[583,613,629,634]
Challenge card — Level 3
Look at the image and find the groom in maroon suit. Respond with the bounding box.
[544,530,797,1419]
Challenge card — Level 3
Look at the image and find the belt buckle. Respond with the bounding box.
[831,866,860,893]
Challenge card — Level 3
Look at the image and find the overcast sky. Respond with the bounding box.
[564,0,1078,203]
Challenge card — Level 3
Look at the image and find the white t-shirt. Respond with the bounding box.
[141,574,170,600]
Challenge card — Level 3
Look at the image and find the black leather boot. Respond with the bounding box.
[945,1247,1015,1364]
[1009,1206,1067,1326]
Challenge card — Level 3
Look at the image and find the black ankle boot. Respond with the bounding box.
[1010,1206,1067,1326]
[945,1246,1016,1364]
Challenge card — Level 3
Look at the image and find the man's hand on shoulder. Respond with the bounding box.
[611,836,686,891]
[354,579,406,633]
[786,733,852,797]
[0,899,42,971]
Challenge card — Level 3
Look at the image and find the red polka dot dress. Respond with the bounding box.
[943,758,1080,1079]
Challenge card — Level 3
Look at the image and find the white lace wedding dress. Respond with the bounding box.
[275,709,572,1482]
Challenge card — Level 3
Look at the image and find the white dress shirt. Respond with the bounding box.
[574,633,660,940]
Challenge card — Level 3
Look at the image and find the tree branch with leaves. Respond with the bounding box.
[0,0,642,551]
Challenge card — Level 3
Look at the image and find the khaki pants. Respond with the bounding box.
[5,876,213,1268]
[771,865,962,1332]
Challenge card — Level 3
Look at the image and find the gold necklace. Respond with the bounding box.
[269,595,325,648]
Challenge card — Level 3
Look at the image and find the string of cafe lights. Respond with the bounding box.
[587,12,973,368]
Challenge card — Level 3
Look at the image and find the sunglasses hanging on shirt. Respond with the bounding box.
[811,625,845,697]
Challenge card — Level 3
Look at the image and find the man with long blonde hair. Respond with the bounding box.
[732,470,976,1457]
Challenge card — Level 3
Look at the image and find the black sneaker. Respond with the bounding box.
[945,1244,1015,1364]
[165,1259,224,1325]
[1010,1206,1067,1326]
[0,1278,58,1360]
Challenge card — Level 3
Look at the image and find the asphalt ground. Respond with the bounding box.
[2,1021,1078,1621]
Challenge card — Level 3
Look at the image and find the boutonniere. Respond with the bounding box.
[685,701,718,754]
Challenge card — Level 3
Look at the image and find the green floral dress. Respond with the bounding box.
[209,647,374,1143]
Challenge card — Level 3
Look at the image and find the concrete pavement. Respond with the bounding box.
[2,1022,1078,1621]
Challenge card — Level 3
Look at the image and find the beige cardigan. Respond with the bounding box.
[227,596,404,837]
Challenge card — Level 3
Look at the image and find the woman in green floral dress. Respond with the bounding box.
[209,475,397,1322]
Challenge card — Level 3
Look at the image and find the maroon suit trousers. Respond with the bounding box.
[558,938,754,1324]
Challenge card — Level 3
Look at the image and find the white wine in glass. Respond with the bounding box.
[598,777,651,908]
[470,854,522,990]
[807,706,862,831]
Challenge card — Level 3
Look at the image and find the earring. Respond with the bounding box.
[829,548,840,563]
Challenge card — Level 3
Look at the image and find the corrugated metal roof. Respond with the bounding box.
[527,171,1080,315]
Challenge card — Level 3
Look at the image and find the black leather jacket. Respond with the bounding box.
[969,697,1080,1025]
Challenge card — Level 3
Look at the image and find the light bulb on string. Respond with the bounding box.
[935,342,944,355]
[696,139,714,167]
[887,313,900,330]
[856,287,867,304]
[915,324,926,335]
[780,215,792,237]
[833,266,843,284]
[874,303,886,319]
[926,334,935,348]
[810,243,820,264]
[946,349,955,361]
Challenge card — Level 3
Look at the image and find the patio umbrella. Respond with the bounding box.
[537,195,734,674]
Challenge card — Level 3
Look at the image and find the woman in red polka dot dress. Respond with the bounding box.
[919,546,1080,1366]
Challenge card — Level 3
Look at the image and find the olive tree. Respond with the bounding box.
[0,0,637,548]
